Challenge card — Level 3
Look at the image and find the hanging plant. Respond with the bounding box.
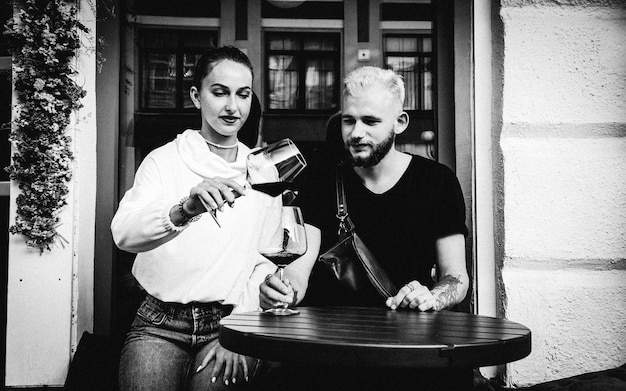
[3,0,88,252]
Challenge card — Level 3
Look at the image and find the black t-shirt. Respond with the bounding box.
[298,155,467,307]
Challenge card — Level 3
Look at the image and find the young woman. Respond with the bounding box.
[112,46,279,391]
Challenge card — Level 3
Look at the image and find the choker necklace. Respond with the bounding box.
[205,139,238,149]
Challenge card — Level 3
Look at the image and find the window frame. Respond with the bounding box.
[264,31,341,115]
[137,28,218,113]
[383,33,434,119]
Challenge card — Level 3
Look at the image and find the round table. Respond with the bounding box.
[220,306,531,368]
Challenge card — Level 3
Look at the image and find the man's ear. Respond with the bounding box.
[190,86,201,109]
[394,111,410,135]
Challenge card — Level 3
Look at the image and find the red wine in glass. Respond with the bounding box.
[259,206,307,316]
[260,251,301,267]
[247,139,306,198]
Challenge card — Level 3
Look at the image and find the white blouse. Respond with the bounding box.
[111,129,278,312]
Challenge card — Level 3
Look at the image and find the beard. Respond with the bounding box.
[345,129,395,168]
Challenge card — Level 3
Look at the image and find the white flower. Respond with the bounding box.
[34,78,45,91]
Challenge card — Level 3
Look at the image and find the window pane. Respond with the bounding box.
[269,36,299,51]
[144,53,177,108]
[142,31,177,49]
[421,37,432,53]
[385,37,417,53]
[385,37,400,52]
[305,58,336,110]
[266,33,339,111]
[386,56,418,110]
[181,31,217,50]
[421,57,433,110]
[183,53,202,109]
[401,37,418,52]
[140,29,217,110]
[268,55,299,110]
[303,36,337,51]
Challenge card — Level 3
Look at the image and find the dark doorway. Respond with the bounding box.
[97,0,475,347]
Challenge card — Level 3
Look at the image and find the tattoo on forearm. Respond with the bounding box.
[431,275,462,311]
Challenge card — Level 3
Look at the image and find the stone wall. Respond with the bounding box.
[498,0,626,386]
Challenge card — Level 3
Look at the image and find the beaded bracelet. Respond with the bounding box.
[177,196,202,225]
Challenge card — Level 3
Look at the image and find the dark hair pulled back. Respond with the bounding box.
[193,46,254,89]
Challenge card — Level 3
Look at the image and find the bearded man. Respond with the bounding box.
[260,66,472,390]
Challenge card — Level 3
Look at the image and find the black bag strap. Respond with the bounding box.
[335,166,355,235]
[333,166,397,297]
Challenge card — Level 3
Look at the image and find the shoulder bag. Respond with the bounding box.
[318,167,398,300]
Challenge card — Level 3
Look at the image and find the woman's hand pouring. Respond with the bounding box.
[187,177,246,215]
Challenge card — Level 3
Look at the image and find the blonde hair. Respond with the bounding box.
[343,66,405,106]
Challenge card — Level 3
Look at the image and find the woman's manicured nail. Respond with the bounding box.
[195,365,203,373]
[211,376,216,383]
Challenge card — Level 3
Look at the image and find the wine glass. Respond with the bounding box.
[247,138,307,197]
[259,206,307,316]
[200,139,306,227]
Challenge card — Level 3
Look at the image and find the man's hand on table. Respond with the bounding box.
[386,280,436,311]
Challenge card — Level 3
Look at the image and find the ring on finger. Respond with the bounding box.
[406,282,417,292]
[264,274,273,285]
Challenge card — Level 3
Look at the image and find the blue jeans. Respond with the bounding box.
[119,294,270,391]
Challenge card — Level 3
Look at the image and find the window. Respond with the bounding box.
[139,29,217,111]
[265,32,340,113]
[384,35,433,112]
